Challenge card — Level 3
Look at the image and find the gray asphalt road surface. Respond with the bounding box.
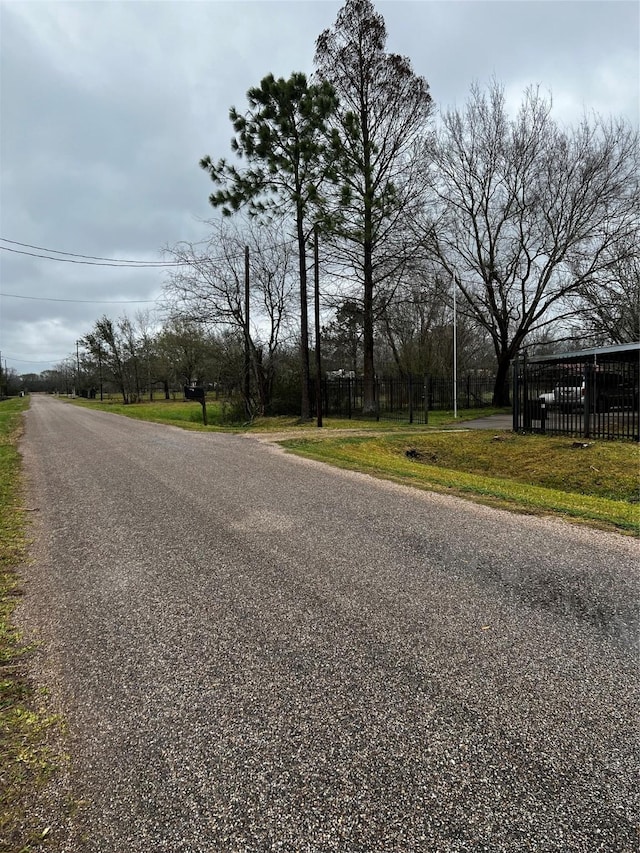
[17,396,640,852]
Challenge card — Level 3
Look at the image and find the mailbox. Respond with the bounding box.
[184,386,205,401]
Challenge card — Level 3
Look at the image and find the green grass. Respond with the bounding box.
[279,431,640,534]
[66,400,640,534]
[0,397,60,852]
[70,395,509,432]
[69,395,237,429]
[243,407,512,432]
[68,396,639,531]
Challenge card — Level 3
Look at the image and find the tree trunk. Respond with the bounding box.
[362,244,376,414]
[362,142,375,414]
[252,347,269,416]
[492,355,512,407]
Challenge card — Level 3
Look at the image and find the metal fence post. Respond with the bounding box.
[584,362,593,439]
[424,375,429,425]
[409,373,414,424]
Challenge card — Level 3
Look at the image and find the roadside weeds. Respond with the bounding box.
[0,398,62,853]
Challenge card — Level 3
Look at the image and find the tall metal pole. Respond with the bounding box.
[452,274,458,419]
[314,225,323,428]
[244,246,251,419]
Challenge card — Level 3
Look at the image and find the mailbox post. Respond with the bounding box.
[184,386,207,425]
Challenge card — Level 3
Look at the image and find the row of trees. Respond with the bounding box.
[13,0,639,410]
[186,0,639,410]
[33,277,495,412]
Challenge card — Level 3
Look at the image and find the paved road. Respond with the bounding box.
[17,396,639,852]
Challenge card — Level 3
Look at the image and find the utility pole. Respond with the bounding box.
[147,343,152,402]
[244,246,251,419]
[452,274,458,419]
[75,340,81,397]
[98,345,104,401]
[76,341,82,394]
[314,225,323,428]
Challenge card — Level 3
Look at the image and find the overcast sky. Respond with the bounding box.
[1,0,638,376]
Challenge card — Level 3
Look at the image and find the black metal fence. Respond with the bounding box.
[513,345,639,441]
[316,373,497,424]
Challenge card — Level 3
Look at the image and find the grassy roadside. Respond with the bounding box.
[69,395,508,432]
[0,397,58,852]
[71,395,638,533]
[280,431,640,534]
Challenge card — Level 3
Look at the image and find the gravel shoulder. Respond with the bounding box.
[16,396,640,852]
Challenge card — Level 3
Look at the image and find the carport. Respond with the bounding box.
[513,342,639,441]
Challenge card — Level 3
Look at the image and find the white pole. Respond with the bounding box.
[453,274,457,419]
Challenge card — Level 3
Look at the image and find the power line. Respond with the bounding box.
[2,354,67,365]
[0,292,157,304]
[0,245,176,268]
[0,235,300,268]
[0,237,171,264]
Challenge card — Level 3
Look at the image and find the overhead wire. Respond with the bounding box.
[0,244,180,268]
[0,237,175,264]
[0,233,302,304]
[2,354,69,365]
[0,235,299,268]
[0,292,157,304]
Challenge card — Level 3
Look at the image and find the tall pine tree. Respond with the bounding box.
[314,0,433,412]
[200,72,337,418]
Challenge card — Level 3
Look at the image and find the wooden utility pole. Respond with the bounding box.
[452,274,458,419]
[244,246,251,419]
[75,339,81,398]
[98,346,104,401]
[314,225,323,428]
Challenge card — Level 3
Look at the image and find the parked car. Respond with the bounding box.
[539,370,635,413]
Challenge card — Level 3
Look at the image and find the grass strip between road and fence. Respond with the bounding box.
[69,396,511,432]
[279,432,640,535]
[0,397,59,851]
[71,396,639,533]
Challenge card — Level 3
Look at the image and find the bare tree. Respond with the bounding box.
[575,248,640,345]
[314,0,434,413]
[163,218,296,416]
[378,268,492,378]
[423,81,640,404]
[118,316,143,402]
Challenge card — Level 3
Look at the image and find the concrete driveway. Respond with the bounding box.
[445,413,513,430]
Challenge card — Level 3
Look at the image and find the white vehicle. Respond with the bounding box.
[538,389,556,406]
[554,375,585,411]
[539,371,631,413]
[326,369,356,380]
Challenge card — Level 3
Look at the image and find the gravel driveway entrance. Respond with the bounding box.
[17,396,639,852]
